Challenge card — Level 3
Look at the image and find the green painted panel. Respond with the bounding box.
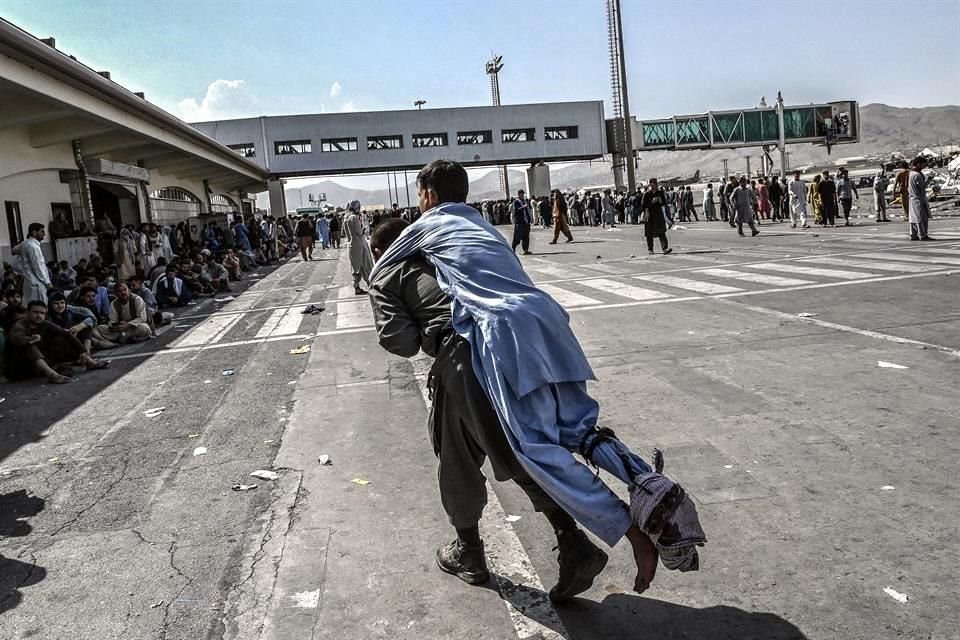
[676,117,709,145]
[743,110,778,143]
[783,107,817,139]
[711,113,742,144]
[642,121,674,147]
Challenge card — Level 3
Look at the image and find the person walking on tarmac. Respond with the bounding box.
[548,189,574,244]
[511,189,533,255]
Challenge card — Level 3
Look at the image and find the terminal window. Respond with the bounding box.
[412,133,448,148]
[367,135,403,150]
[502,128,535,143]
[227,143,256,158]
[321,137,359,152]
[274,140,312,155]
[545,126,578,141]
[457,130,493,145]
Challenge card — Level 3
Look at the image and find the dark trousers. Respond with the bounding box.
[840,198,853,222]
[823,200,837,226]
[646,233,668,253]
[428,334,575,532]
[511,223,530,253]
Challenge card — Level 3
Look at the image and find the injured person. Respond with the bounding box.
[367,160,705,601]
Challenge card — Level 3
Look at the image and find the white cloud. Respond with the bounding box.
[329,81,342,97]
[172,79,259,122]
[339,100,356,113]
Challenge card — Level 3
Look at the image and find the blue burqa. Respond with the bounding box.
[370,203,652,546]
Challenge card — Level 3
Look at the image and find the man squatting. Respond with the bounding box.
[367,160,705,602]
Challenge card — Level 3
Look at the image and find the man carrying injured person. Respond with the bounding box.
[367,160,705,600]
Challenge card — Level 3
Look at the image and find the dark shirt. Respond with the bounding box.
[369,255,452,358]
[817,179,837,201]
[641,190,665,215]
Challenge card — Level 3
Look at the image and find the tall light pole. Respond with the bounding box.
[606,0,635,193]
[414,100,426,110]
[486,54,509,199]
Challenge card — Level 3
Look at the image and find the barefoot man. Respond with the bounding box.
[368,160,705,598]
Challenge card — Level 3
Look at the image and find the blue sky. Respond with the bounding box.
[2,0,958,188]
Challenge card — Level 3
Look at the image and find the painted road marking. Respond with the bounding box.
[528,260,592,279]
[271,306,308,337]
[580,262,631,274]
[801,257,940,273]
[537,283,603,308]
[177,313,244,347]
[699,268,814,287]
[255,309,287,338]
[856,252,960,266]
[632,274,744,294]
[336,299,373,329]
[747,262,874,280]
[578,277,671,301]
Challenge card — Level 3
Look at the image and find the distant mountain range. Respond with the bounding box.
[270,103,960,209]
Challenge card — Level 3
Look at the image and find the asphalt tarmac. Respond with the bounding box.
[1,213,958,640]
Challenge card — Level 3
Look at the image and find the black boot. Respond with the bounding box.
[436,539,489,585]
[548,529,608,603]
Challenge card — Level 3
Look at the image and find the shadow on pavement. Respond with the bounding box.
[0,489,47,615]
[492,577,807,640]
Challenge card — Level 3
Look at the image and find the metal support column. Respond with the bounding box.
[403,170,411,208]
[776,91,787,179]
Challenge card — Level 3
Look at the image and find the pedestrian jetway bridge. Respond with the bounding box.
[631,99,859,151]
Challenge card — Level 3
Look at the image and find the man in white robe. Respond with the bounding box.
[788,171,809,229]
[908,157,933,241]
[18,223,53,305]
[343,200,374,295]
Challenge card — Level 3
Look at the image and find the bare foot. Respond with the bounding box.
[47,373,71,384]
[625,526,658,593]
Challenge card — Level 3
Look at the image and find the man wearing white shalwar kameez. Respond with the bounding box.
[18,223,53,305]
[788,171,809,229]
[908,157,933,241]
[343,200,374,295]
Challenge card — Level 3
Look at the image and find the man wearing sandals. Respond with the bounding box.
[3,300,109,383]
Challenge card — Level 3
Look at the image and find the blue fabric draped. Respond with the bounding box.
[372,203,652,546]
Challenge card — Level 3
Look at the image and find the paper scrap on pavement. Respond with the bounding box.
[232,484,257,492]
[193,447,207,456]
[222,369,235,376]
[215,296,235,302]
[878,361,908,369]
[884,587,909,603]
[203,380,212,384]
[797,312,818,318]
[505,515,522,523]
[187,433,200,438]
[351,478,370,486]
[250,470,279,481]
[317,454,332,465]
[289,345,311,355]
[48,457,60,463]
[144,407,165,418]
[881,485,895,491]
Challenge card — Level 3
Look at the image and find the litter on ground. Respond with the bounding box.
[289,345,311,355]
[797,312,818,318]
[878,361,908,369]
[150,600,164,608]
[883,587,909,603]
[214,296,235,302]
[351,478,370,486]
[232,484,257,492]
[301,304,325,315]
[250,470,279,481]
[48,457,60,463]
[222,369,235,376]
[505,515,522,523]
[144,407,165,418]
[203,379,212,384]
[264,439,274,444]
[317,454,332,465]
[193,447,207,456]
[881,485,896,491]
[187,434,200,438]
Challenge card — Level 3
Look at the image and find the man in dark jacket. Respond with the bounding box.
[368,216,609,602]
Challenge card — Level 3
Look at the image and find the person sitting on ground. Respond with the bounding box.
[75,286,118,350]
[3,300,109,383]
[47,290,97,354]
[52,260,76,290]
[67,275,111,320]
[156,267,193,308]
[99,283,152,344]
[204,255,230,291]
[148,256,168,286]
[0,287,26,334]
[368,160,705,599]
[222,249,242,281]
[128,275,168,329]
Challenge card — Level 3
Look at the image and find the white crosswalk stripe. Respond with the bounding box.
[537,284,603,308]
[745,262,874,280]
[528,261,592,280]
[578,278,670,301]
[254,306,307,338]
[579,262,631,275]
[255,309,287,338]
[176,313,244,347]
[856,252,960,266]
[336,299,374,329]
[801,257,940,273]
[698,268,814,287]
[632,274,743,294]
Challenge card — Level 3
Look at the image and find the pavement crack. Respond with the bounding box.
[47,457,131,537]
[0,551,38,610]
